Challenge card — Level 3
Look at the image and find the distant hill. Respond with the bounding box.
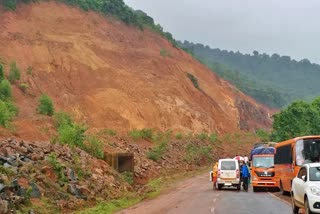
[178,40,320,108]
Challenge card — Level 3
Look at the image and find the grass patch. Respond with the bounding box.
[129,128,153,141]
[97,128,117,136]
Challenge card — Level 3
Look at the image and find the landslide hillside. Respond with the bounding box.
[0,1,271,140]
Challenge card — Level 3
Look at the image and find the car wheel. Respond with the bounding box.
[305,197,315,214]
[291,192,299,213]
[253,187,258,192]
[218,184,222,190]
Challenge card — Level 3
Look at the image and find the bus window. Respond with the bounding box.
[297,139,320,165]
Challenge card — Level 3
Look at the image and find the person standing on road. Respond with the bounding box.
[240,161,249,191]
[244,155,249,164]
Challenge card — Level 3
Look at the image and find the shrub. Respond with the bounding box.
[47,152,67,182]
[58,123,86,147]
[8,61,21,83]
[37,94,54,116]
[160,49,171,57]
[0,64,4,82]
[175,133,183,139]
[185,142,212,164]
[209,133,217,144]
[196,133,208,140]
[0,80,12,100]
[187,73,200,90]
[83,136,104,159]
[0,100,18,127]
[121,171,134,185]
[146,141,167,161]
[129,128,153,141]
[53,111,73,127]
[19,83,29,93]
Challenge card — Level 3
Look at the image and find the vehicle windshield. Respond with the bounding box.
[253,156,274,168]
[296,139,320,166]
[309,167,320,181]
[221,161,236,170]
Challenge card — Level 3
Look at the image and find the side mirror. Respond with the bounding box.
[302,175,307,182]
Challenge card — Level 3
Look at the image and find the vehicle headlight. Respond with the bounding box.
[253,176,258,181]
[310,186,320,196]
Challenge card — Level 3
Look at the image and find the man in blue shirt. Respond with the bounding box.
[240,161,249,191]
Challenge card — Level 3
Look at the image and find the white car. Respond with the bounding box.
[291,163,320,214]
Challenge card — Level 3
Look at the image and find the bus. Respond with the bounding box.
[274,135,320,195]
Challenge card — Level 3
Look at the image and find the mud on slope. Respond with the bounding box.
[0,1,271,140]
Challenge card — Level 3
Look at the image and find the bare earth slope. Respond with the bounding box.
[0,2,271,139]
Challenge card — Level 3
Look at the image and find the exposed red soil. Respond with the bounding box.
[0,1,272,140]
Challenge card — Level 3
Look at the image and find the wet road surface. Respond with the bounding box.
[117,173,297,214]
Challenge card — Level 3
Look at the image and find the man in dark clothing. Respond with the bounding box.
[240,161,249,191]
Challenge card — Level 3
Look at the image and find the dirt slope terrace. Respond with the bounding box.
[0,1,272,140]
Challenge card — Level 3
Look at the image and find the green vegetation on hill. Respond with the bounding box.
[1,0,177,45]
[179,40,320,108]
[271,97,320,141]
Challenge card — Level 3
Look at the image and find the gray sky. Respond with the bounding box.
[124,0,320,63]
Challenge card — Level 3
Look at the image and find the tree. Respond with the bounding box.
[8,61,20,83]
[271,100,320,141]
[37,94,54,116]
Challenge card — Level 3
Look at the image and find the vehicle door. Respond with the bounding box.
[220,161,237,182]
[294,167,307,203]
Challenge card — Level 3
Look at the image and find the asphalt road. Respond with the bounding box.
[117,173,298,214]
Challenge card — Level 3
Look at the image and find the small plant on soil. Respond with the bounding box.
[175,133,183,139]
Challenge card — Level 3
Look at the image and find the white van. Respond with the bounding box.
[217,158,241,190]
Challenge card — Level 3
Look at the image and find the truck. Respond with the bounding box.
[251,145,279,192]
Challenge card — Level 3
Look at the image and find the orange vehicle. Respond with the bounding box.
[251,146,279,192]
[274,135,320,195]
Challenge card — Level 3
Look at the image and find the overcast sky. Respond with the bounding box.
[124,0,320,63]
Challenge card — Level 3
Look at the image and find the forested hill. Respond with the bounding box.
[178,40,320,108]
